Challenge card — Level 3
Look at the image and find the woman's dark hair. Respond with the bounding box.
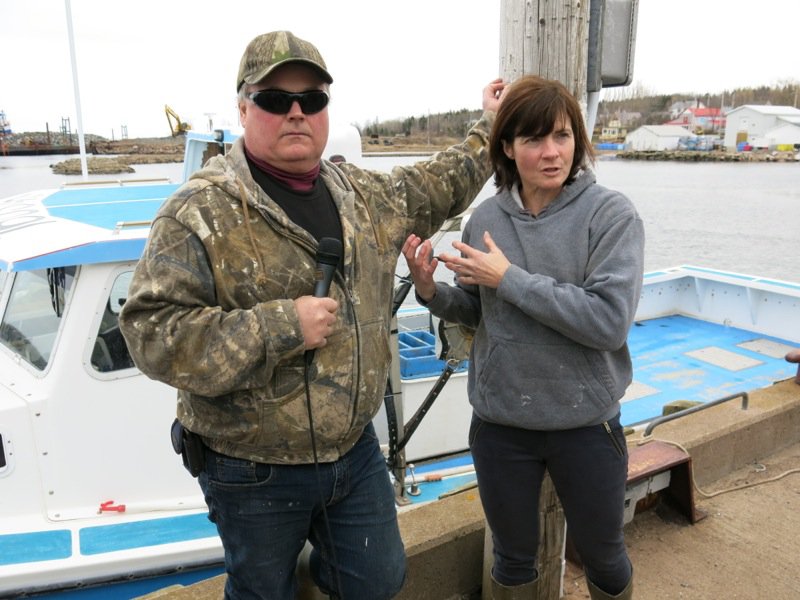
[489,75,595,191]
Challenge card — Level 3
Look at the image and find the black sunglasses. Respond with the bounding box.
[247,89,329,115]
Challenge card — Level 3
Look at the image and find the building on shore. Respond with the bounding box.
[624,124,693,151]
[723,105,800,151]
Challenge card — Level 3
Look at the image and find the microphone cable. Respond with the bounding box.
[303,361,345,599]
[303,237,345,598]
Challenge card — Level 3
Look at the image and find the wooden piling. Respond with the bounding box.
[485,1,590,597]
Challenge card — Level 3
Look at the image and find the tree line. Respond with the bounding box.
[600,81,798,127]
[357,82,799,139]
[359,108,485,140]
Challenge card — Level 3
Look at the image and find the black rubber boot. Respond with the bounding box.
[490,574,539,599]
[586,573,633,600]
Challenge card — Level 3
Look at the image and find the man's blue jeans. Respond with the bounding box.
[198,423,406,600]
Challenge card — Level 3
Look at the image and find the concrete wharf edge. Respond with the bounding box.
[138,377,800,600]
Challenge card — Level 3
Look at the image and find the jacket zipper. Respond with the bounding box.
[603,421,625,457]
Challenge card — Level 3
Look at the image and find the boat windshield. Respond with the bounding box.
[0,267,75,370]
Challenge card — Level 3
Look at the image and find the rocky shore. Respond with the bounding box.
[10,129,795,174]
[364,136,800,163]
[614,149,799,162]
[89,137,185,157]
[46,136,186,175]
[51,152,184,175]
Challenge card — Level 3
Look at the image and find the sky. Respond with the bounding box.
[1,0,798,139]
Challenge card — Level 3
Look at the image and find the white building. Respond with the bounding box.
[723,105,800,150]
[750,123,800,150]
[625,125,693,151]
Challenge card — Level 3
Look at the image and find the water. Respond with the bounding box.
[2,153,798,283]
[370,154,800,283]
[594,159,800,283]
[0,154,185,196]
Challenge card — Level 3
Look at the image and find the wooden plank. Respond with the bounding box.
[482,474,564,599]
[627,440,704,524]
[627,440,690,484]
[499,0,589,99]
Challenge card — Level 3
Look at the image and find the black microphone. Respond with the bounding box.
[305,237,343,365]
[312,237,342,298]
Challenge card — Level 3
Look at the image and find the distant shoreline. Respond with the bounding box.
[612,150,799,163]
[6,132,796,171]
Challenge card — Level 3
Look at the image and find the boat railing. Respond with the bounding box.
[113,220,152,234]
[643,391,750,437]
[61,177,173,188]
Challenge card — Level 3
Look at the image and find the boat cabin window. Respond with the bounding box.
[0,267,75,370]
[90,271,135,372]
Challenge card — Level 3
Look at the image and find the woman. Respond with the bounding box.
[402,75,643,599]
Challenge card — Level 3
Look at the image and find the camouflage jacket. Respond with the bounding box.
[119,113,495,464]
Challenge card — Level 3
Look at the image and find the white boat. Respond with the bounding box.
[1,130,799,598]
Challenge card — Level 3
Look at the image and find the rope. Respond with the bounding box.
[633,436,800,499]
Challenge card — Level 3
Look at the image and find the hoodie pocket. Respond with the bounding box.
[272,364,305,399]
[477,338,613,414]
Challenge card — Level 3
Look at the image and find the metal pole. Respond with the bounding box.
[64,0,88,180]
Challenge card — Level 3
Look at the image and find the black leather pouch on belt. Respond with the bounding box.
[170,418,206,477]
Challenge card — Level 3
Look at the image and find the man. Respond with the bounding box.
[119,30,505,600]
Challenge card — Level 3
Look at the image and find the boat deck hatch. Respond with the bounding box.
[623,315,797,425]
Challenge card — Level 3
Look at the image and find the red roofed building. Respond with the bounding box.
[667,107,726,133]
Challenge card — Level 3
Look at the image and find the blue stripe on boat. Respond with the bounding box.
[29,565,226,599]
[409,472,477,504]
[666,265,800,290]
[0,530,72,565]
[11,239,147,270]
[42,185,178,231]
[413,453,473,475]
[79,513,217,555]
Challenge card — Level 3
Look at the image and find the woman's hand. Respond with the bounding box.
[401,234,439,303]
[438,231,510,289]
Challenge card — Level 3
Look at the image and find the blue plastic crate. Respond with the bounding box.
[398,331,468,379]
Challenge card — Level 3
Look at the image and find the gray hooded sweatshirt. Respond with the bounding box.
[425,170,645,431]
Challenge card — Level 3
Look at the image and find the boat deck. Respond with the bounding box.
[623,314,797,424]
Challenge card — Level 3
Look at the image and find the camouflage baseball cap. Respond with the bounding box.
[236,31,333,91]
